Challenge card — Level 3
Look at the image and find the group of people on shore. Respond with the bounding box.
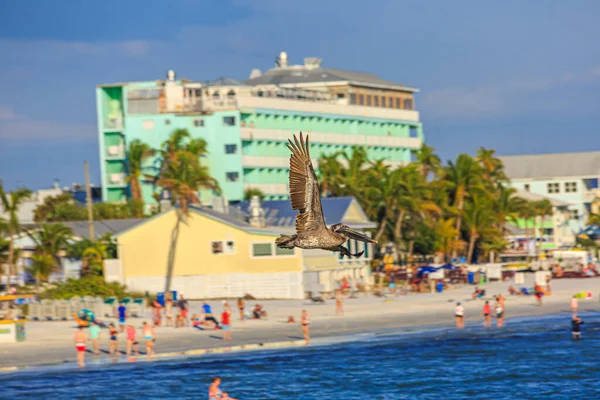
[74,320,155,367]
[455,294,506,329]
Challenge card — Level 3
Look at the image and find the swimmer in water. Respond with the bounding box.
[572,316,584,340]
[209,376,222,400]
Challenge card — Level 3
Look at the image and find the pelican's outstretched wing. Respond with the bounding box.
[287,132,327,233]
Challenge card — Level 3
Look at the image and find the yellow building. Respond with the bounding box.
[110,206,304,299]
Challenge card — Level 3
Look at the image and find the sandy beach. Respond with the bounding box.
[1,276,599,371]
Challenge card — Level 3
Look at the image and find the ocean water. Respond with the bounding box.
[2,313,600,400]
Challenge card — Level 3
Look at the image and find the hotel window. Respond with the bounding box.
[366,95,372,106]
[403,99,413,110]
[547,183,560,194]
[396,98,402,109]
[374,96,379,107]
[142,120,155,130]
[381,96,386,107]
[212,240,235,255]
[193,119,204,127]
[358,94,364,105]
[165,119,171,126]
[252,243,273,257]
[570,209,579,220]
[350,93,357,104]
[223,116,236,126]
[565,182,578,193]
[524,184,530,192]
[212,91,220,99]
[225,144,237,154]
[226,172,239,182]
[336,93,345,99]
[275,247,295,256]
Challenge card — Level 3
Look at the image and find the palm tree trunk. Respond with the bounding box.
[393,210,406,244]
[7,226,15,286]
[131,176,142,202]
[467,231,478,264]
[164,210,183,299]
[374,212,388,242]
[35,272,40,290]
[452,195,464,259]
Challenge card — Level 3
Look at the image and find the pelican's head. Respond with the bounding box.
[331,224,378,244]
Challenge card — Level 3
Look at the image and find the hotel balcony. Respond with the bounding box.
[105,145,126,160]
[240,128,421,149]
[242,154,406,170]
[243,183,288,196]
[103,118,123,131]
[107,173,127,187]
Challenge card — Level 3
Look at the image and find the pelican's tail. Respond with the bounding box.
[275,234,296,249]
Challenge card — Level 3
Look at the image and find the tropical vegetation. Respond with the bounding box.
[318,144,555,263]
[33,193,143,222]
[40,276,144,300]
[0,182,32,285]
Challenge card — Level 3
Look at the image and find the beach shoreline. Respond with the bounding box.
[1,276,598,372]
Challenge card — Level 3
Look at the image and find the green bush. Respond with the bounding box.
[41,276,145,300]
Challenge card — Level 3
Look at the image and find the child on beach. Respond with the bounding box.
[455,302,465,329]
[88,321,101,355]
[165,299,174,327]
[335,290,344,316]
[495,301,504,328]
[74,327,87,368]
[175,312,185,328]
[109,323,120,356]
[143,322,155,356]
[482,301,491,328]
[126,324,139,357]
[221,309,232,341]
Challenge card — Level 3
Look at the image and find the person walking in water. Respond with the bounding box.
[88,321,101,355]
[571,316,584,340]
[335,290,344,316]
[301,310,310,345]
[74,326,87,367]
[108,322,120,356]
[455,302,465,329]
[143,322,155,356]
[482,301,491,328]
[571,295,578,315]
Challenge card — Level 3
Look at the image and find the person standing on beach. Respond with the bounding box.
[165,298,174,327]
[88,321,101,355]
[221,308,232,341]
[178,295,189,327]
[118,302,127,332]
[455,302,465,329]
[301,310,310,345]
[495,301,504,328]
[571,295,578,315]
[152,299,163,327]
[335,290,344,316]
[126,324,139,357]
[534,284,544,306]
[209,377,222,400]
[74,327,87,367]
[142,322,155,356]
[571,316,584,340]
[482,301,491,327]
[109,323,120,356]
[237,298,245,321]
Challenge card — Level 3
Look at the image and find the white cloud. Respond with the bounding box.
[0,106,21,121]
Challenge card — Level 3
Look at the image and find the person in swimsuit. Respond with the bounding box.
[571,316,584,340]
[482,301,491,328]
[571,295,578,315]
[301,310,310,345]
[455,302,464,329]
[221,309,232,341]
[495,301,504,328]
[143,322,155,356]
[335,290,344,316]
[74,326,87,367]
[118,302,127,332]
[221,392,237,400]
[209,376,222,400]
[108,323,120,356]
[237,298,245,321]
[126,324,139,357]
[88,321,101,355]
[165,299,174,327]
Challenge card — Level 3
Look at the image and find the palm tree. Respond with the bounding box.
[494,185,525,233]
[126,139,154,206]
[476,147,507,185]
[0,182,32,283]
[435,218,458,262]
[441,154,484,259]
[28,254,56,288]
[244,188,265,201]
[27,223,73,286]
[414,144,442,179]
[463,194,495,264]
[532,199,553,256]
[157,129,221,297]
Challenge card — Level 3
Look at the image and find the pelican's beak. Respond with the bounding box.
[339,227,378,244]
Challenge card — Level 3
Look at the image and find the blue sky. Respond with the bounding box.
[1,0,599,191]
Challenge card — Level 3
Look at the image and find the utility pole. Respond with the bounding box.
[84,161,95,241]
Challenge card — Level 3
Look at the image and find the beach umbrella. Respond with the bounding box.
[416,266,438,277]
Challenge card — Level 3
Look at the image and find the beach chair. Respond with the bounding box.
[41,300,58,321]
[28,302,42,321]
[56,300,71,320]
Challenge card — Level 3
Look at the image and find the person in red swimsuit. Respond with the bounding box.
[482,301,491,327]
[74,327,87,367]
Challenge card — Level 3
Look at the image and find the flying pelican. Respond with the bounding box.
[275,132,377,258]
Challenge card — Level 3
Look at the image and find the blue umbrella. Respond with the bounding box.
[417,266,438,277]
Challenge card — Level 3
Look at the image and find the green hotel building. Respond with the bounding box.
[96,52,424,211]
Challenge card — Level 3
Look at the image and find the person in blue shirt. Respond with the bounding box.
[118,303,126,332]
[202,302,220,329]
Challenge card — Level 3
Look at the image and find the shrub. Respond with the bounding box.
[40,276,145,300]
